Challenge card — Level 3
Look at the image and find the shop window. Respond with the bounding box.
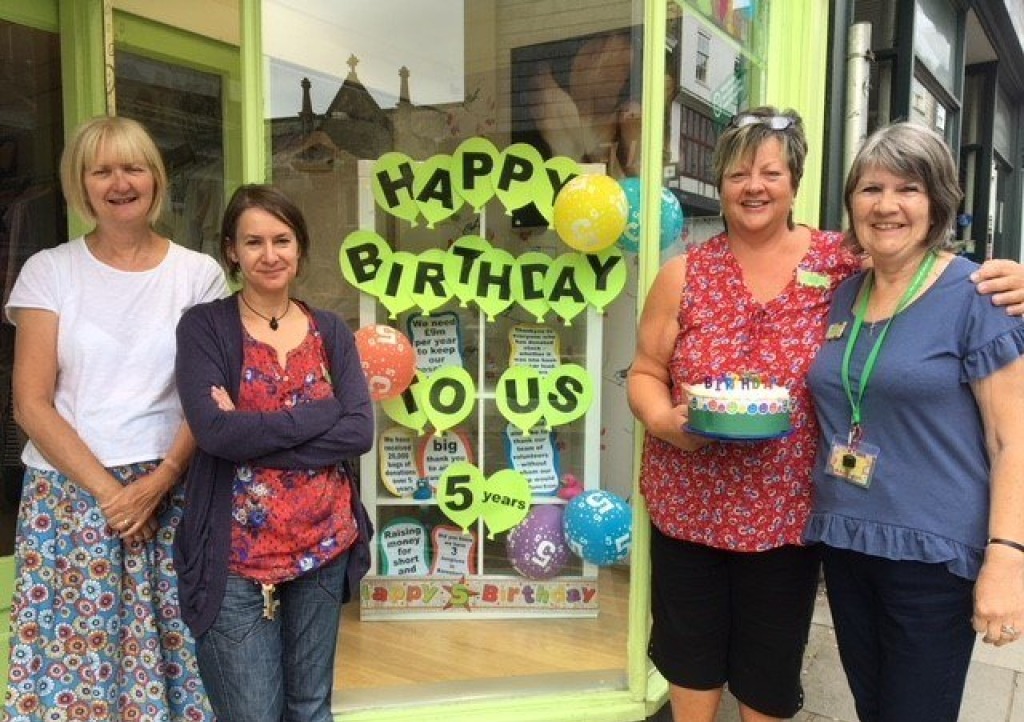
[258,0,773,712]
[854,0,900,50]
[679,106,717,185]
[914,0,959,91]
[115,51,225,256]
[0,19,64,558]
[262,0,641,709]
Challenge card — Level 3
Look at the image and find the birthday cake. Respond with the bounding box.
[684,374,792,440]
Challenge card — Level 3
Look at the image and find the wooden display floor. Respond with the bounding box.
[334,566,630,691]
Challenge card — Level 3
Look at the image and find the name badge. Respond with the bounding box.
[826,434,879,488]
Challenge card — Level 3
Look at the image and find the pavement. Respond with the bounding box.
[649,582,1024,722]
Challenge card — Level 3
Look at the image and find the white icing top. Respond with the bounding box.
[685,383,789,401]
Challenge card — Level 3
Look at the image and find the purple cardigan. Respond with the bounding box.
[173,294,373,637]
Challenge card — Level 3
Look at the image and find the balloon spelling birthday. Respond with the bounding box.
[354,324,418,401]
[552,174,628,253]
[563,489,632,566]
[506,504,572,580]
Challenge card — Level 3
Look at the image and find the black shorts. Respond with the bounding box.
[648,525,821,718]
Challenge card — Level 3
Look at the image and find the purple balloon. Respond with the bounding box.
[506,505,571,579]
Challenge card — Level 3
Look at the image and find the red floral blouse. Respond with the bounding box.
[639,230,859,551]
[229,321,357,583]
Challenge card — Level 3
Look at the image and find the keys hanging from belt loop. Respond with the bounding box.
[261,583,279,620]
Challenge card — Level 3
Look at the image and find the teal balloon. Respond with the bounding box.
[660,188,685,250]
[617,177,642,253]
[616,180,687,253]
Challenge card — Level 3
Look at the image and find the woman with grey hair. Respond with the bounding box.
[631,107,1024,722]
[805,121,1024,722]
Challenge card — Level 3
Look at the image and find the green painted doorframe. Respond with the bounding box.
[0,0,244,692]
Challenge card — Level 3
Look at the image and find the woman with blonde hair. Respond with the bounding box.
[3,115,224,721]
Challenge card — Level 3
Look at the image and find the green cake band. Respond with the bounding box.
[688,408,791,438]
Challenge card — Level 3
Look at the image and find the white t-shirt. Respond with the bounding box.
[4,237,228,469]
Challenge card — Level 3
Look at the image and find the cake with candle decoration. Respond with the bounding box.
[684,373,792,440]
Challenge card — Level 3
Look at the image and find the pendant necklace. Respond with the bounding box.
[241,294,290,331]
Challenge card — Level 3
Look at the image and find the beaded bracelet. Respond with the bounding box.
[988,537,1024,554]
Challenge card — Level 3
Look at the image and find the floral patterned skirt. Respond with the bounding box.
[3,463,213,722]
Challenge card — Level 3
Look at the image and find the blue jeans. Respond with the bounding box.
[197,551,350,722]
[822,547,976,722]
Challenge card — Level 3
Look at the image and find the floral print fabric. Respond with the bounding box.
[639,230,859,551]
[229,325,356,584]
[3,463,211,722]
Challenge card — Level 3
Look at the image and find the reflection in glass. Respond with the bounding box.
[115,51,225,255]
[263,0,639,709]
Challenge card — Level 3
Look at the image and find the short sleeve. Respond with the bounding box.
[962,325,1024,382]
[192,252,230,304]
[4,248,62,324]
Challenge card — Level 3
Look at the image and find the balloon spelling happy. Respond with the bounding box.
[354,324,418,401]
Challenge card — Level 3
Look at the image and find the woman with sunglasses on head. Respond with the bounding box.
[627,106,1024,722]
[173,185,373,722]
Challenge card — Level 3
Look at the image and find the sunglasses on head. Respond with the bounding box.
[728,114,799,130]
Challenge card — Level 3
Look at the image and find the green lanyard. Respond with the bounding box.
[841,251,937,435]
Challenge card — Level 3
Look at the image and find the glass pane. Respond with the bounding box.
[910,74,952,140]
[993,86,1010,162]
[668,2,768,255]
[0,19,64,557]
[915,0,958,90]
[115,51,225,256]
[264,0,645,709]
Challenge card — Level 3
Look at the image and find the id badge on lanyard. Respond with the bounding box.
[829,252,936,490]
[826,426,879,488]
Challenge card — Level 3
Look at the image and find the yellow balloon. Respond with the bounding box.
[552,175,628,253]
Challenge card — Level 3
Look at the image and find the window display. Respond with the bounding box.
[347,149,633,618]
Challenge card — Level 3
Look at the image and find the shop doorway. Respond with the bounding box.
[0,17,65,558]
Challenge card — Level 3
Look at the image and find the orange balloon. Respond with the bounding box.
[354,325,418,401]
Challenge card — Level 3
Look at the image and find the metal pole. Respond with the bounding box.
[843,21,873,226]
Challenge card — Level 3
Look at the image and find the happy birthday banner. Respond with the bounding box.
[371,139,582,227]
[339,231,626,323]
[360,576,599,617]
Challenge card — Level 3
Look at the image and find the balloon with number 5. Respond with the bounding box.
[437,461,484,533]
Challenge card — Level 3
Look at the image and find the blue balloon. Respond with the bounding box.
[562,490,632,566]
[615,179,686,253]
